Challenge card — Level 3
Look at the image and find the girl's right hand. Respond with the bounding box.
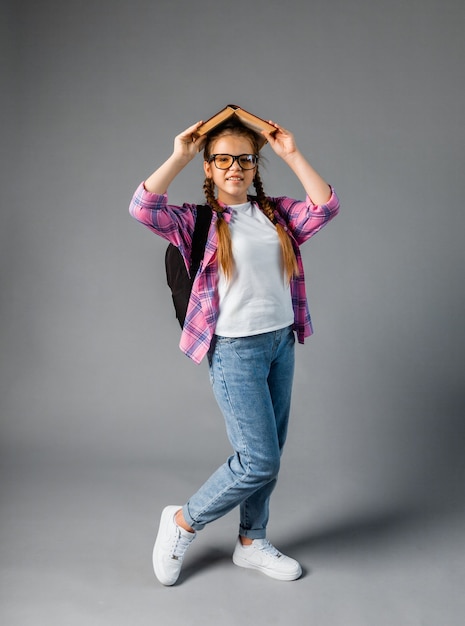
[173,121,206,161]
[143,121,207,194]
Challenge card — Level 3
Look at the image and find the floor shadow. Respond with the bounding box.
[277,502,432,558]
[178,545,232,584]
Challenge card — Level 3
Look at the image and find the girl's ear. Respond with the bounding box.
[203,159,212,178]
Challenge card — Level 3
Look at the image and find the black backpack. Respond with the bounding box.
[165,205,212,328]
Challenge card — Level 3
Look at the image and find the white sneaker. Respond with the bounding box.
[232,538,302,581]
[152,505,196,586]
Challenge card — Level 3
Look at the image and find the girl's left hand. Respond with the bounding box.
[262,122,298,160]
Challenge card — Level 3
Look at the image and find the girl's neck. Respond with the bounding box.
[217,191,249,206]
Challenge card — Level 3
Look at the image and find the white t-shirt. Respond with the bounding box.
[214,201,294,337]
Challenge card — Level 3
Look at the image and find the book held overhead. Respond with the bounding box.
[195,105,277,149]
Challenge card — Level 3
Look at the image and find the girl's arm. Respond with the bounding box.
[262,122,332,206]
[144,121,206,193]
[129,122,207,248]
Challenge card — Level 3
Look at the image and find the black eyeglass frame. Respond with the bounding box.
[208,153,259,170]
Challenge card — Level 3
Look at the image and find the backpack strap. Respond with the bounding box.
[189,205,213,279]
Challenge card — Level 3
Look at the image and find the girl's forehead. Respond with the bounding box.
[211,134,254,153]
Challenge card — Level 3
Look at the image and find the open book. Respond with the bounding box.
[195,105,277,149]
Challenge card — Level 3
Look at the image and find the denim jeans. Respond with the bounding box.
[182,325,295,539]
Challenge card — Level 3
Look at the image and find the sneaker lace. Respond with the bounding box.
[170,528,194,560]
[257,539,282,559]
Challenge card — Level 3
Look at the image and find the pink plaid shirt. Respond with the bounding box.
[129,183,340,363]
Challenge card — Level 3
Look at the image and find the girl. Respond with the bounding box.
[129,112,340,585]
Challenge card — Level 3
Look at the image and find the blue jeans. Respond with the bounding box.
[182,325,295,539]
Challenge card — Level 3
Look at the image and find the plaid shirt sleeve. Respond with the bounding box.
[273,189,340,343]
[272,187,340,245]
[129,182,197,265]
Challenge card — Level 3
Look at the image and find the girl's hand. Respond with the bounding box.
[262,121,298,161]
[263,121,331,204]
[173,121,207,161]
[143,121,207,194]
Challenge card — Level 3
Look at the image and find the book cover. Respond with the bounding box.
[195,105,276,149]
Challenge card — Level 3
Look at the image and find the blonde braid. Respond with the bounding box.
[253,171,299,281]
[203,177,234,280]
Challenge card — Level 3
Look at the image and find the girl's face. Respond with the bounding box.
[204,134,256,206]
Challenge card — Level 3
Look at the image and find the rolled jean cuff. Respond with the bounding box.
[182,504,206,532]
[239,526,267,540]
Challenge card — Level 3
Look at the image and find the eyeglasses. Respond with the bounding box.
[209,154,258,170]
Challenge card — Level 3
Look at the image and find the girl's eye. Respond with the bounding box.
[239,156,253,165]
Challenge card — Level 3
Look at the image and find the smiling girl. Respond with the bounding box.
[129,111,340,585]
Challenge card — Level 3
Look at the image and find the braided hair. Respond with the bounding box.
[203,122,299,282]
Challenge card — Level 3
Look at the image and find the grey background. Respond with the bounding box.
[1,0,464,624]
